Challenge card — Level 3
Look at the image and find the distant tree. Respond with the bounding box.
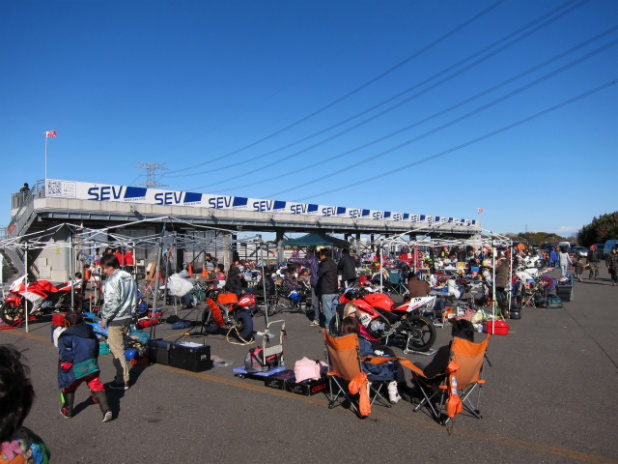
[510,232,563,246]
[577,212,618,247]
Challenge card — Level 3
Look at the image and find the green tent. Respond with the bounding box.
[282,233,351,249]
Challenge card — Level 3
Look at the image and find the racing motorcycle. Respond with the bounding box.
[201,285,255,341]
[336,287,437,352]
[0,275,73,326]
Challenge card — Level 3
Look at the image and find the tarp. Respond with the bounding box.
[282,233,350,249]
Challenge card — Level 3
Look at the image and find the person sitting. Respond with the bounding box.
[407,272,431,297]
[255,266,276,295]
[417,319,475,386]
[282,264,299,290]
[339,316,401,404]
[224,266,250,298]
[0,345,50,463]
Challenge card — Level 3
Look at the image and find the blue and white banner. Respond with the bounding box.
[45,179,476,226]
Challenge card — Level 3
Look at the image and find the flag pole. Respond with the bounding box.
[44,133,48,185]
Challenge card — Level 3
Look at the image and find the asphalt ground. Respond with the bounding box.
[1,266,617,464]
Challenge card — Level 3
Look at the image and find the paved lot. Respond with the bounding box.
[2,267,617,464]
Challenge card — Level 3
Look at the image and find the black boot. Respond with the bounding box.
[92,391,113,423]
[60,391,74,418]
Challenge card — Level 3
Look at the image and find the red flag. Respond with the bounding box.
[46,130,57,138]
[478,208,483,214]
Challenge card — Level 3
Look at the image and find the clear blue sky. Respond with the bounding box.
[1,0,617,237]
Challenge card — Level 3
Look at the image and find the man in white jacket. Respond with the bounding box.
[100,254,137,391]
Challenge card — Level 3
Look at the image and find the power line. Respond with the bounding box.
[183,0,587,188]
[163,0,505,178]
[291,79,617,202]
[223,24,617,195]
[260,36,618,198]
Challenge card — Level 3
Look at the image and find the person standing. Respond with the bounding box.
[558,247,573,277]
[316,248,338,329]
[587,245,600,280]
[100,254,137,391]
[289,248,321,327]
[550,247,558,267]
[607,247,618,286]
[58,311,112,422]
[337,248,357,288]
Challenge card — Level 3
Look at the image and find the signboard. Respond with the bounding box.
[45,179,474,225]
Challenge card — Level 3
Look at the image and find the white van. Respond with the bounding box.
[558,241,571,250]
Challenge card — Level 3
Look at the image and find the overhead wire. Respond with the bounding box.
[259,35,618,197]
[223,23,618,195]
[183,0,588,188]
[163,0,506,178]
[290,79,617,202]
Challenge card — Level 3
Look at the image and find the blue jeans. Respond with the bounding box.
[321,294,339,328]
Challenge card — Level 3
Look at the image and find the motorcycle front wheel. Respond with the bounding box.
[400,317,436,352]
[0,300,25,326]
[233,310,254,341]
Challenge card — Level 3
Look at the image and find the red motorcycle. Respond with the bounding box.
[1,275,73,326]
[337,287,437,352]
[201,285,255,341]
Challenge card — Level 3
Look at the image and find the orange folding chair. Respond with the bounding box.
[412,335,490,425]
[323,330,396,417]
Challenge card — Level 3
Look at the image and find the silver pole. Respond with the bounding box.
[259,237,269,327]
[491,243,496,335]
[24,244,29,333]
[69,233,75,310]
[150,241,163,340]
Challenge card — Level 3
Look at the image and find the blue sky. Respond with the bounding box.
[1,0,617,237]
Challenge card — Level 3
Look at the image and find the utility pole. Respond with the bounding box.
[134,161,168,188]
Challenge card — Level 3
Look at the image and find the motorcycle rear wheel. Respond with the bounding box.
[400,317,436,352]
[0,300,25,326]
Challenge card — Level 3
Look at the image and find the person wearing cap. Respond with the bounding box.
[587,245,600,280]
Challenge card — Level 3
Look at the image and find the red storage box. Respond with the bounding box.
[485,320,509,335]
[52,312,67,327]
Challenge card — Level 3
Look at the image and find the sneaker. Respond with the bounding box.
[60,407,71,419]
[109,381,129,391]
[309,321,320,327]
[102,411,113,423]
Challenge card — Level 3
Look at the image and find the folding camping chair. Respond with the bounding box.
[386,269,405,295]
[412,335,490,425]
[323,330,395,417]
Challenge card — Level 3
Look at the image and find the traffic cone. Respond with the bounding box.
[202,266,207,277]
[188,264,193,277]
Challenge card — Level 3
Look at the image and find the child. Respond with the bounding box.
[0,345,50,463]
[339,316,401,404]
[574,256,584,282]
[57,311,112,422]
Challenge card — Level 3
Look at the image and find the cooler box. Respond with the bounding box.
[169,342,212,372]
[556,285,573,302]
[148,339,172,365]
[485,320,509,335]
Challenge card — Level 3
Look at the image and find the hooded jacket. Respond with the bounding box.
[100,269,137,324]
[57,323,100,389]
